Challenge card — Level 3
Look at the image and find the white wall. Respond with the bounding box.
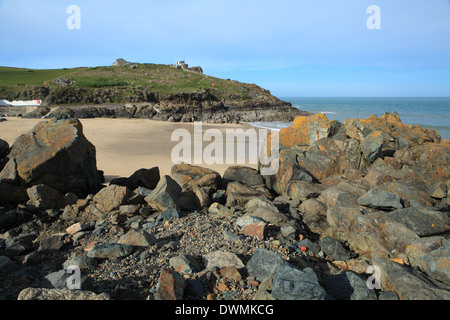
[0,99,42,106]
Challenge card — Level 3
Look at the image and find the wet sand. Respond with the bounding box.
[0,117,260,182]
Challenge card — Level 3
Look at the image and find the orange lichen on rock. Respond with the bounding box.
[280,113,331,148]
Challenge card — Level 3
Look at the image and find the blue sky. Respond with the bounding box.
[1,0,450,97]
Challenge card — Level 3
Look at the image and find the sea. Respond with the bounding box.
[249,97,450,140]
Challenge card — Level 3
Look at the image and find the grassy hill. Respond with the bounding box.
[0,64,264,102]
[0,66,82,87]
[0,63,306,123]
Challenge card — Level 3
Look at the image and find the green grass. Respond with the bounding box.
[71,77,129,88]
[0,66,82,87]
[0,63,259,102]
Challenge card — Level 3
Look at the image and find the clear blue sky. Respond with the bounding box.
[1,0,450,97]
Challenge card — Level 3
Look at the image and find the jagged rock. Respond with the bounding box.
[372,256,450,300]
[208,202,234,217]
[394,142,449,184]
[298,198,329,234]
[327,206,421,258]
[0,139,8,159]
[4,232,36,256]
[225,181,271,207]
[0,157,18,185]
[363,167,393,188]
[110,167,160,191]
[318,237,356,261]
[222,166,265,187]
[279,113,332,147]
[271,261,326,300]
[171,162,220,195]
[26,184,64,210]
[296,138,355,182]
[430,182,447,199]
[286,180,325,201]
[2,119,102,198]
[37,234,68,254]
[324,271,377,300]
[384,207,449,237]
[93,185,131,213]
[318,186,357,208]
[357,189,404,211]
[169,255,202,274]
[41,269,92,290]
[202,250,244,269]
[280,225,297,240]
[296,239,321,255]
[360,130,390,163]
[418,246,450,285]
[63,255,98,271]
[235,215,266,229]
[119,229,157,247]
[246,248,287,282]
[273,161,316,195]
[155,268,186,300]
[375,181,436,207]
[144,175,182,211]
[244,197,290,226]
[86,243,134,259]
[405,236,448,270]
[17,288,110,300]
[242,222,267,240]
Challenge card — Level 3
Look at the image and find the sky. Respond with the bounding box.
[1,0,450,97]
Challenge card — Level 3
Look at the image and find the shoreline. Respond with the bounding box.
[0,117,261,182]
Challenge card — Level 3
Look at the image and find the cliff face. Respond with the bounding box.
[9,85,309,123]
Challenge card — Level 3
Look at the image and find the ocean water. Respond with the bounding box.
[250,97,450,140]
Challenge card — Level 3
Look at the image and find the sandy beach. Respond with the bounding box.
[0,117,260,182]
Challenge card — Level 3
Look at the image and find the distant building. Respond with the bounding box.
[113,58,130,66]
[172,60,203,74]
[176,60,189,69]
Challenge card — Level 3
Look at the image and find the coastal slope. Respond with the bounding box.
[0,64,309,123]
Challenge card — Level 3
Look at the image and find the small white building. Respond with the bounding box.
[0,99,42,106]
[113,58,130,66]
[176,61,189,69]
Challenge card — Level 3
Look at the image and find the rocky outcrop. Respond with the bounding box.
[1,113,449,301]
[31,99,308,124]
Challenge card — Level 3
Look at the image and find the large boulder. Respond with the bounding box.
[372,256,450,300]
[0,139,9,171]
[0,119,102,198]
[93,185,131,213]
[246,248,326,300]
[110,167,160,191]
[0,138,9,158]
[225,181,272,207]
[296,138,361,182]
[418,246,450,285]
[222,166,265,187]
[171,162,220,195]
[326,206,420,258]
[343,112,441,149]
[394,143,450,184]
[357,189,404,211]
[144,175,182,211]
[26,184,64,210]
[272,152,317,195]
[279,113,332,147]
